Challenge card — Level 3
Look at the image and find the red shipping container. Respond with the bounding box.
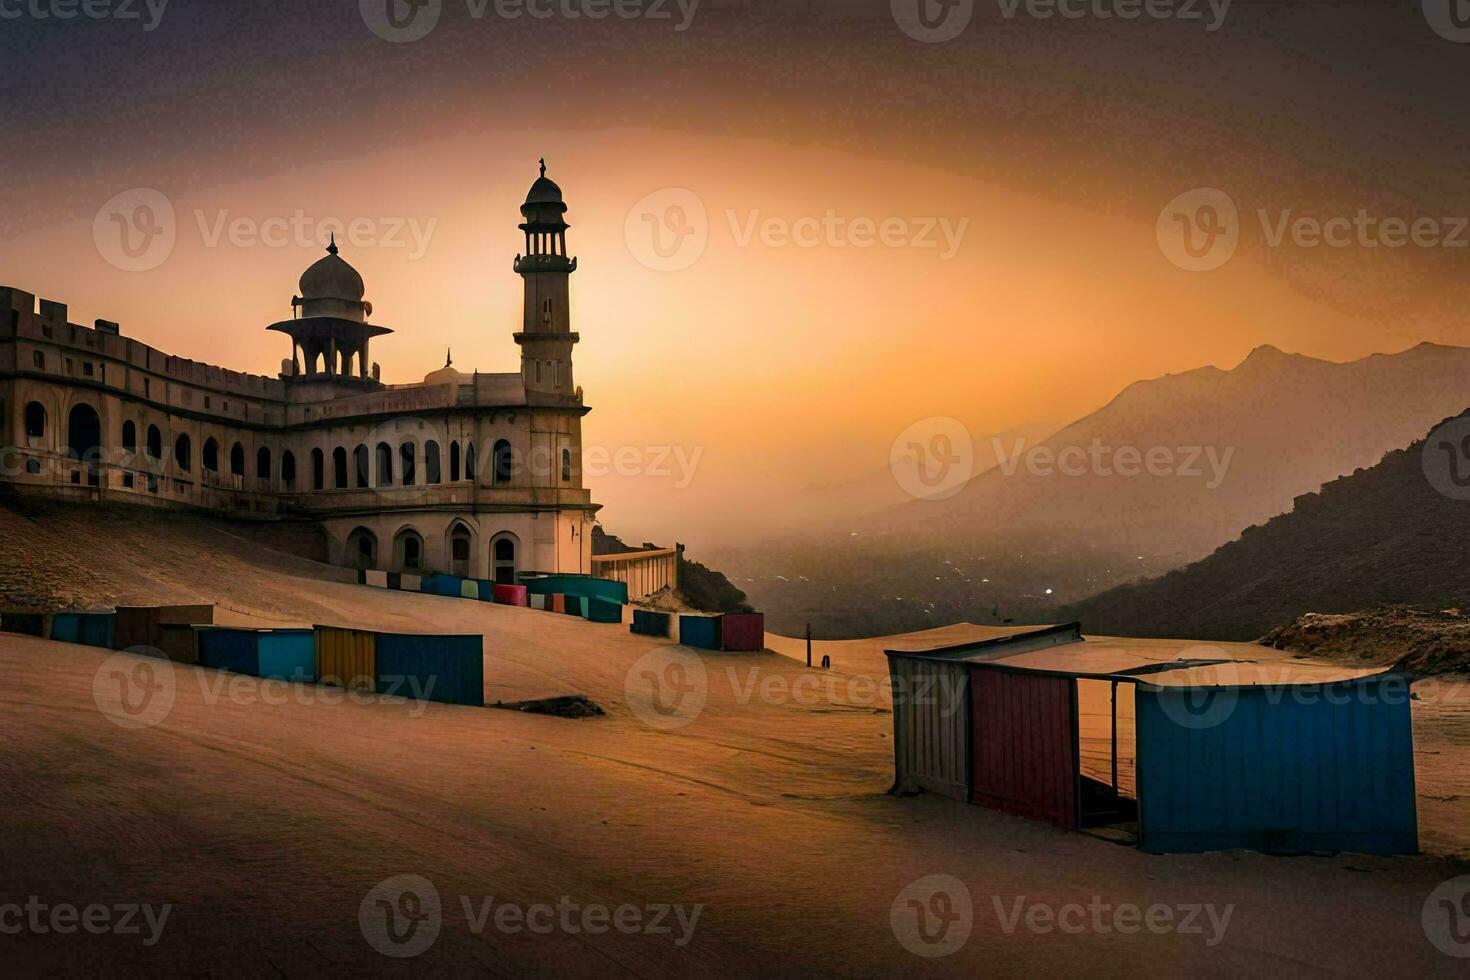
[492,585,529,607]
[550,594,566,614]
[969,667,1079,827]
[721,613,766,652]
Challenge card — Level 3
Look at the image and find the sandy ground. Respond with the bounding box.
[3,518,1470,974]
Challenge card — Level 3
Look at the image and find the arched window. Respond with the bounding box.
[395,528,425,571]
[491,534,518,585]
[464,442,477,481]
[66,404,101,464]
[450,441,461,482]
[203,438,219,472]
[24,401,46,439]
[561,448,572,482]
[333,447,348,489]
[449,522,473,577]
[354,445,370,488]
[425,441,441,484]
[376,442,393,487]
[175,433,191,472]
[146,424,162,460]
[400,441,416,486]
[122,420,137,453]
[281,450,296,487]
[493,440,513,486]
[312,448,325,490]
[257,447,272,479]
[347,527,378,571]
[230,442,245,476]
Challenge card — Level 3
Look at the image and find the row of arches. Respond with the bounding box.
[346,524,520,583]
[21,400,574,494]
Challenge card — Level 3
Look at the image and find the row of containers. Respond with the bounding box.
[354,568,767,652]
[0,605,486,708]
[630,610,766,653]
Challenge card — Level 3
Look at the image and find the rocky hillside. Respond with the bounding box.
[1260,607,1470,676]
[593,528,752,615]
[1063,410,1470,640]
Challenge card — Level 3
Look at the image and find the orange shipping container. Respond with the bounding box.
[314,626,375,691]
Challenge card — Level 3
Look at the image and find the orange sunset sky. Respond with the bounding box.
[4,2,1468,547]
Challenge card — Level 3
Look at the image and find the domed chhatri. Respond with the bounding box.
[298,234,366,305]
[524,158,566,211]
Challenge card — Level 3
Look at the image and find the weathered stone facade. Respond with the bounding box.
[0,167,600,582]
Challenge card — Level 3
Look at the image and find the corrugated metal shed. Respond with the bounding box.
[1134,673,1417,854]
[315,626,377,691]
[970,669,1078,825]
[375,633,484,707]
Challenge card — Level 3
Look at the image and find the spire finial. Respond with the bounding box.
[327,233,339,256]
[539,157,546,178]
[446,347,453,368]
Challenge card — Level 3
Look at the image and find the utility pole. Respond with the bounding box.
[805,622,812,669]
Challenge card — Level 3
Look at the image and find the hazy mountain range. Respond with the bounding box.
[721,342,1470,637]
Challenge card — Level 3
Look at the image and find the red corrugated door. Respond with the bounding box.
[969,668,1079,827]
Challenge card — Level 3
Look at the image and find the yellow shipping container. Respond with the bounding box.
[314,626,376,691]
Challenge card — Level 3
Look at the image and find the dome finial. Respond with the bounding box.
[540,157,547,178]
[327,232,339,256]
[446,347,453,368]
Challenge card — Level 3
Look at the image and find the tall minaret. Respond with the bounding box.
[513,159,578,399]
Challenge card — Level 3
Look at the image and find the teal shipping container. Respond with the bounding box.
[196,628,317,682]
[524,575,629,606]
[588,598,623,624]
[375,633,485,707]
[564,595,588,618]
[679,615,723,651]
[51,612,115,649]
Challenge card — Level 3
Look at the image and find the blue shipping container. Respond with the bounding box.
[1134,676,1419,855]
[631,610,672,638]
[376,633,485,707]
[197,628,317,682]
[421,575,466,598]
[564,595,588,618]
[679,615,723,651]
[51,613,115,649]
[476,580,496,602]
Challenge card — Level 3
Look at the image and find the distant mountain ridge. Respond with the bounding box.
[1061,410,1470,640]
[881,341,1470,565]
